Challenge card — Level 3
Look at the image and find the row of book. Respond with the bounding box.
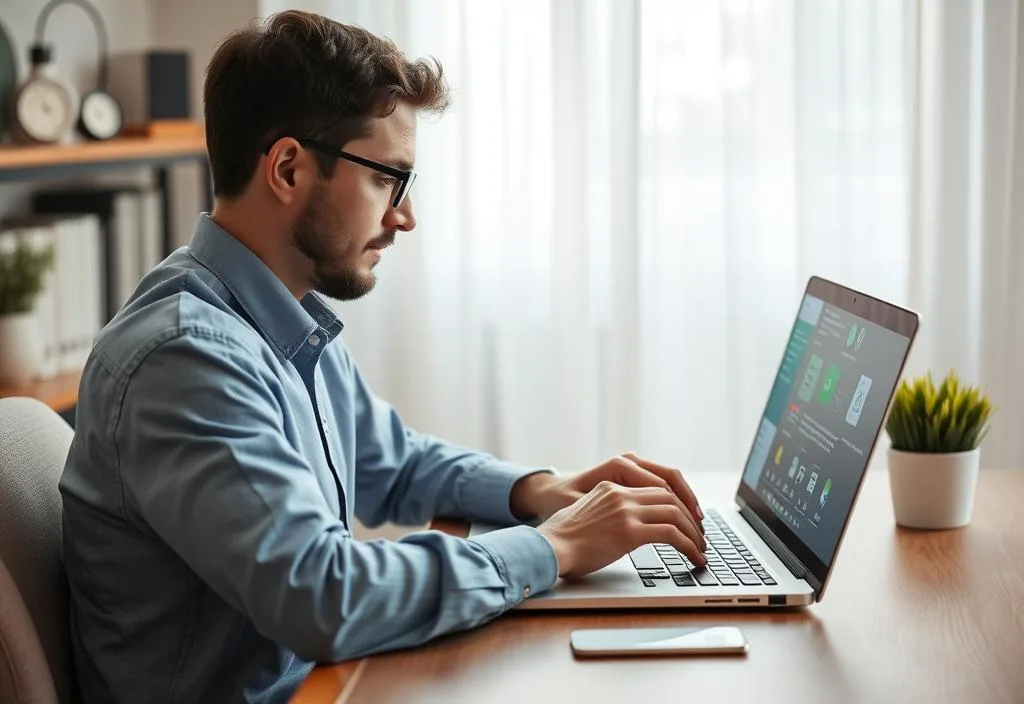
[1,187,163,379]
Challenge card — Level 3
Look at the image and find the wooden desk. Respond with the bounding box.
[292,469,1024,704]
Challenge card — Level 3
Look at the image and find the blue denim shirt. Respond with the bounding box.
[59,214,558,703]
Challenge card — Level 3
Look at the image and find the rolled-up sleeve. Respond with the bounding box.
[116,329,557,663]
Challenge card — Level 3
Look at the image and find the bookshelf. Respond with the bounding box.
[0,134,209,256]
[0,133,210,414]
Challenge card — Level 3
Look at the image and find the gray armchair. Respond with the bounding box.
[0,397,75,704]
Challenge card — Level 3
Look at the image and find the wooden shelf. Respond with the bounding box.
[0,133,206,176]
[0,369,82,412]
[0,132,210,413]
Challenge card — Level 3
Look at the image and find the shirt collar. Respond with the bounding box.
[188,214,343,359]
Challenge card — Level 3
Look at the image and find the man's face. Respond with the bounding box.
[293,102,418,301]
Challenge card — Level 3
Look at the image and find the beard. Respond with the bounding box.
[292,185,392,301]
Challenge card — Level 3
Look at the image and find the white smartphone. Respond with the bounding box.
[570,626,749,658]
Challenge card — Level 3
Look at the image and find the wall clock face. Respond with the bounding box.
[15,76,75,143]
[80,89,122,140]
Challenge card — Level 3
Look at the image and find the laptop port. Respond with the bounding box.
[737,598,760,604]
[704,598,733,604]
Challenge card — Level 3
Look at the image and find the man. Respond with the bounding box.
[60,10,706,703]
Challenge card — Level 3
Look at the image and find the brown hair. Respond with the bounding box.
[204,10,450,199]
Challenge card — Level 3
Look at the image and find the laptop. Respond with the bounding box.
[471,276,919,609]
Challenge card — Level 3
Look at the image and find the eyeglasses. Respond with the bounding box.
[263,135,417,209]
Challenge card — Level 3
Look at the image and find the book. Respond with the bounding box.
[32,186,164,318]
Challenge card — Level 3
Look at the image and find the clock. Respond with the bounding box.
[79,88,122,140]
[10,43,78,144]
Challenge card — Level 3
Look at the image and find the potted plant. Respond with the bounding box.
[0,232,54,384]
[885,370,994,529]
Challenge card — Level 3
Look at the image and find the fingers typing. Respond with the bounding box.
[622,452,704,525]
[633,502,706,560]
[628,487,705,551]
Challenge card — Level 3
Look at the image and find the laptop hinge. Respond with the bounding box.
[737,499,814,586]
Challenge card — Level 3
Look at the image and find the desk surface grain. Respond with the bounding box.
[291,469,1024,704]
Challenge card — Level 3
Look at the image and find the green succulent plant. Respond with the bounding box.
[0,233,55,315]
[886,370,994,453]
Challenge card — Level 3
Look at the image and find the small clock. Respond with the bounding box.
[79,88,122,140]
[10,43,78,145]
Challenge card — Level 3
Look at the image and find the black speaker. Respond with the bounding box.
[146,51,190,120]
[108,50,197,137]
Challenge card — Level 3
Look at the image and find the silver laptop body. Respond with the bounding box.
[470,276,919,609]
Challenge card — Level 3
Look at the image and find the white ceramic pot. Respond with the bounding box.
[888,447,980,529]
[0,312,44,385]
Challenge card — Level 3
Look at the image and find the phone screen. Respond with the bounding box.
[571,626,748,657]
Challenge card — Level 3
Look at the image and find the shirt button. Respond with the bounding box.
[321,418,329,434]
[308,333,321,347]
[523,586,532,598]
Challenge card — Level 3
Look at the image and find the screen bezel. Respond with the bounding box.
[734,275,919,588]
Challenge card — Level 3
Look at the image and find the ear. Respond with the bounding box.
[263,137,313,206]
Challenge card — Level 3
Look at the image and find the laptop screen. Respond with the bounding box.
[738,278,916,582]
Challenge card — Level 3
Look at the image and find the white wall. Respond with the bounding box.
[1,0,153,87]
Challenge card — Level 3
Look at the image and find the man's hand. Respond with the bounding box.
[509,453,707,578]
[510,452,703,524]
[538,481,707,578]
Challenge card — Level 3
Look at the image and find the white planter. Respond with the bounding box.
[888,447,980,529]
[0,312,44,385]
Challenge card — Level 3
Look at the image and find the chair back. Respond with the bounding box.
[0,397,75,704]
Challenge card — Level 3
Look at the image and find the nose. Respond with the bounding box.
[385,196,417,232]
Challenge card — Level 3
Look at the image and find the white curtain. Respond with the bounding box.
[905,0,1024,469]
[258,0,1023,472]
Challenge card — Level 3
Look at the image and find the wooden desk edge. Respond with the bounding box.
[0,368,82,411]
[289,520,469,703]
[290,661,364,704]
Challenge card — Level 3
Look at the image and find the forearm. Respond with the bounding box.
[261,525,558,661]
[136,450,559,664]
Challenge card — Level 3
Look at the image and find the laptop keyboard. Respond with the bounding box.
[629,509,778,588]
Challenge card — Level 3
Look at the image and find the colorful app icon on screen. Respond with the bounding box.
[818,364,842,406]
